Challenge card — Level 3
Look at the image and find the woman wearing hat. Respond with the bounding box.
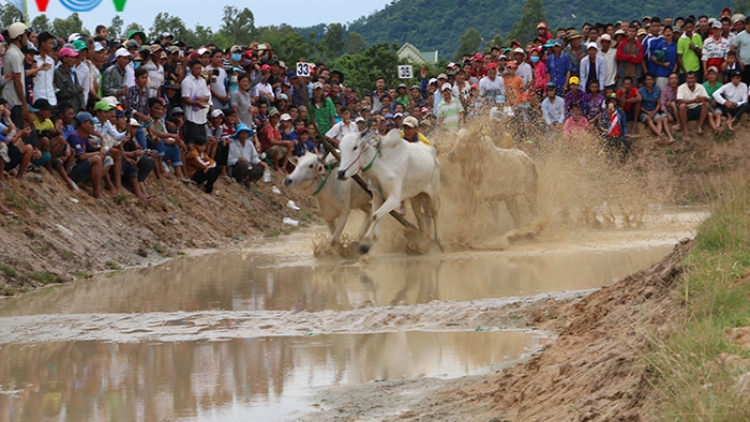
[227,123,266,188]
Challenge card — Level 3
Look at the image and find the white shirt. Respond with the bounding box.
[325,120,358,141]
[702,36,731,62]
[33,54,57,106]
[712,81,749,105]
[207,65,228,109]
[124,61,135,87]
[252,80,273,99]
[143,61,164,98]
[677,83,708,109]
[181,73,211,124]
[76,61,90,101]
[515,62,533,86]
[95,120,128,149]
[599,48,617,87]
[478,75,505,97]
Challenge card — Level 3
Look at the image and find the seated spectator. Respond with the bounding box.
[563,103,591,137]
[228,123,266,189]
[615,76,642,134]
[146,97,189,182]
[702,67,724,134]
[185,135,220,195]
[32,99,77,190]
[279,113,302,156]
[586,81,606,125]
[712,69,749,132]
[66,112,106,199]
[601,94,632,162]
[259,110,293,172]
[0,117,33,186]
[297,128,318,155]
[660,72,681,132]
[676,71,709,140]
[92,101,128,194]
[206,109,224,161]
[638,73,672,142]
[541,82,565,131]
[565,76,590,117]
[721,50,742,83]
[116,117,155,200]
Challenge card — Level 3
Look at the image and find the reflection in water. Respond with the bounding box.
[0,331,538,422]
[0,244,674,317]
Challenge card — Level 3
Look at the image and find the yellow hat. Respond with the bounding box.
[569,76,580,85]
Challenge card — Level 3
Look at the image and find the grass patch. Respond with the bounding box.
[113,193,129,204]
[205,242,219,249]
[74,271,92,279]
[167,196,181,207]
[105,261,123,271]
[647,181,750,421]
[28,272,58,284]
[268,228,280,237]
[153,244,164,254]
[0,264,18,278]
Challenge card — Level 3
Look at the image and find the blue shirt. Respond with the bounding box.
[66,131,92,159]
[639,86,661,112]
[654,41,678,79]
[546,53,571,94]
[62,124,75,141]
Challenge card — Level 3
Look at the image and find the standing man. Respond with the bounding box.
[580,42,605,93]
[547,39,572,95]
[33,31,56,107]
[54,47,85,113]
[436,83,463,131]
[181,59,211,142]
[731,16,750,85]
[677,19,704,83]
[3,22,30,128]
[102,48,131,101]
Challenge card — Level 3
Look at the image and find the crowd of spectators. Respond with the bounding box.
[1,8,749,214]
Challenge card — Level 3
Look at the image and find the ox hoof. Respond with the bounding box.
[359,244,371,255]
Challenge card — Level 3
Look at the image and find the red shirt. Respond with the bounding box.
[616,87,639,112]
[259,123,281,152]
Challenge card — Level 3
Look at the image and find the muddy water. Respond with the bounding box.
[0,211,703,421]
[0,330,540,422]
[1,241,675,316]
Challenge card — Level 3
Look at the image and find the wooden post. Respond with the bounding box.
[301,78,418,231]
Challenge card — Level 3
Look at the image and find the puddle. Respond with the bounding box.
[0,242,675,316]
[0,330,541,422]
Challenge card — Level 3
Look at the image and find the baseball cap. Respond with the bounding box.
[473,52,484,61]
[129,118,141,127]
[286,71,298,79]
[31,99,53,111]
[428,78,438,85]
[600,34,612,42]
[115,48,132,58]
[268,109,280,118]
[72,39,88,51]
[67,32,80,43]
[279,93,288,101]
[101,96,120,107]
[313,81,324,90]
[210,109,224,118]
[537,21,547,29]
[354,117,366,123]
[437,73,448,80]
[58,47,79,59]
[553,39,563,47]
[260,64,271,71]
[93,42,105,52]
[569,76,580,85]
[543,39,556,48]
[441,83,452,92]
[586,42,598,51]
[402,116,419,128]
[124,40,138,49]
[614,29,626,36]
[76,111,94,123]
[162,79,179,90]
[506,62,517,68]
[394,113,403,118]
[486,62,498,70]
[94,101,114,112]
[730,69,743,78]
[411,85,420,91]
[171,107,184,115]
[712,21,722,29]
[280,113,292,121]
[637,28,648,36]
[546,81,556,89]
[673,26,682,33]
[707,66,719,74]
[384,113,394,119]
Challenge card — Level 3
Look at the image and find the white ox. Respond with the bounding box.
[284,153,372,245]
[337,129,442,254]
[447,129,538,227]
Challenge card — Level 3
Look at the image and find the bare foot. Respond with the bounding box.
[0,204,13,215]
[696,128,705,135]
[672,124,682,131]
[93,192,107,201]
[727,120,735,132]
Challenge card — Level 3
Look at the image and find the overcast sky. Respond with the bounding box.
[26,0,392,34]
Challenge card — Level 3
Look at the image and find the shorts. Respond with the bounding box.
[5,143,23,171]
[32,151,51,167]
[122,155,155,182]
[625,108,636,122]
[265,145,288,159]
[69,158,93,183]
[686,105,703,121]
[639,111,666,122]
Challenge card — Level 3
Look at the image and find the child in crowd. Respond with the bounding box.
[185,135,220,195]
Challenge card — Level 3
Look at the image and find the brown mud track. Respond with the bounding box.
[299,239,691,422]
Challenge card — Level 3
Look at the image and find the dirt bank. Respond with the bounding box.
[299,239,691,421]
[0,172,316,296]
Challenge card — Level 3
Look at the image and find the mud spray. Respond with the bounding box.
[314,116,657,257]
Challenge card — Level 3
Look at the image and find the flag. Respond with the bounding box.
[2,0,26,14]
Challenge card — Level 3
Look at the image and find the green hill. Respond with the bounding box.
[303,0,733,58]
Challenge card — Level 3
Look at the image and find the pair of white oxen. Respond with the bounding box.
[283,129,538,254]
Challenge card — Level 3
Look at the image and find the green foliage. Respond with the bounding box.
[323,23,346,59]
[148,13,189,43]
[487,34,507,52]
[0,4,22,29]
[327,43,401,97]
[346,31,367,55]
[123,22,144,38]
[453,27,482,61]
[108,15,124,38]
[736,0,750,15]
[30,15,51,33]
[220,6,257,46]
[507,0,547,46]
[346,0,729,57]
[52,13,88,37]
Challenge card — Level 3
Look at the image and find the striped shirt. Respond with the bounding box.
[437,97,463,131]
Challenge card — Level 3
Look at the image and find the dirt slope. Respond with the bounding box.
[0,172,316,295]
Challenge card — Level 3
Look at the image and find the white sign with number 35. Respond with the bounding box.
[398,65,413,79]
[297,62,311,77]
